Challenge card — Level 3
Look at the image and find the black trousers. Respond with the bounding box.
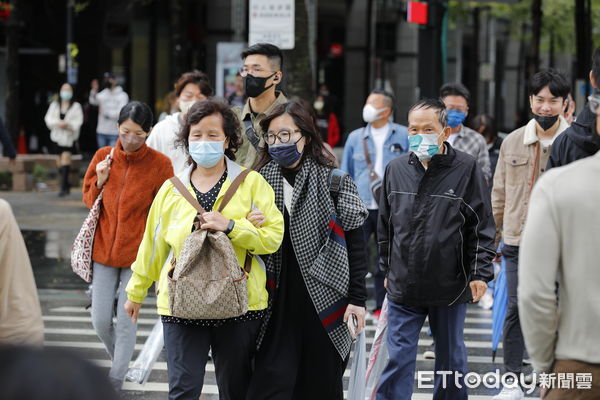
[502,244,525,374]
[247,230,344,399]
[364,208,386,310]
[163,319,261,400]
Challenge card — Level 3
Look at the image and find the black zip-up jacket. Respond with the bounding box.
[547,104,600,170]
[377,144,495,307]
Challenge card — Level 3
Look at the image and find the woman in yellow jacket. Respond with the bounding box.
[124,99,284,400]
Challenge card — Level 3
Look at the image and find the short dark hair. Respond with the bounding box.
[370,89,395,110]
[254,100,336,170]
[408,98,448,127]
[439,83,471,104]
[528,69,570,99]
[241,43,284,70]
[118,101,154,132]
[175,98,242,162]
[173,70,213,98]
[591,47,600,88]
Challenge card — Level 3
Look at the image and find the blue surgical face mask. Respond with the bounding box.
[189,140,225,168]
[408,134,441,162]
[447,109,467,128]
[268,139,303,167]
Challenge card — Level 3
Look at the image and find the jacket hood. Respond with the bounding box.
[565,104,600,153]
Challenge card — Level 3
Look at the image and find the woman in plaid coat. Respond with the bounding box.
[246,100,369,399]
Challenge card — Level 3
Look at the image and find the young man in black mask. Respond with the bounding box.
[490,69,570,400]
[234,43,287,168]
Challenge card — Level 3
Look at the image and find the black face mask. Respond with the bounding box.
[533,114,559,131]
[102,81,112,90]
[243,72,277,98]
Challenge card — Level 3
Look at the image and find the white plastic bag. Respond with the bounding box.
[125,320,163,384]
[364,297,389,400]
[347,330,366,400]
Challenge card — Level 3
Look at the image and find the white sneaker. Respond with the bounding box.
[491,386,524,400]
[423,344,435,359]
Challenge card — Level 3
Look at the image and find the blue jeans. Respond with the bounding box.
[97,133,119,148]
[377,301,468,400]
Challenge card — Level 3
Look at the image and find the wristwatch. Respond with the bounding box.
[224,219,235,235]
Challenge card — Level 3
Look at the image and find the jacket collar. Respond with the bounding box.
[523,116,569,146]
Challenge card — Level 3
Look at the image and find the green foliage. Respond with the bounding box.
[32,164,47,184]
[448,0,600,55]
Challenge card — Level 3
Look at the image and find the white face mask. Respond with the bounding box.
[363,104,387,123]
[179,100,196,115]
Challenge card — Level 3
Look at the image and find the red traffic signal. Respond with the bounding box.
[407,1,428,25]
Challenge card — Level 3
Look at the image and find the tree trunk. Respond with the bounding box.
[5,0,19,145]
[525,0,541,82]
[282,0,314,100]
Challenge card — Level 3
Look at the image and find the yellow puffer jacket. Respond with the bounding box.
[126,158,284,315]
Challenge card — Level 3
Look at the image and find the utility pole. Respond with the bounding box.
[575,0,592,92]
[417,0,446,98]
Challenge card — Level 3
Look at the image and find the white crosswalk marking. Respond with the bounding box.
[42,296,536,399]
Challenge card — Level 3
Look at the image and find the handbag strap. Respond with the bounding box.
[170,176,207,214]
[218,168,253,274]
[361,128,378,179]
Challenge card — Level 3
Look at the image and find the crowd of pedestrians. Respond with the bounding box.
[2,41,600,400]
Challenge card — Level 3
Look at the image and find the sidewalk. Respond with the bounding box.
[1,188,88,231]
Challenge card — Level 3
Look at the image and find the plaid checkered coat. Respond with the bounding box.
[257,157,368,359]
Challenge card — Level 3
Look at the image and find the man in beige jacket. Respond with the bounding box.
[491,69,570,400]
[0,199,44,345]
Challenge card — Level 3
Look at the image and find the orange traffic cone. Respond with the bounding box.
[17,126,27,154]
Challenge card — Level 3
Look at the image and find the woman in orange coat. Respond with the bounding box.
[82,101,173,390]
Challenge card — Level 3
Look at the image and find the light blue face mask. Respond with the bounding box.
[189,140,225,168]
[408,134,441,162]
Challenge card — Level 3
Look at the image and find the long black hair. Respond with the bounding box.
[254,100,336,170]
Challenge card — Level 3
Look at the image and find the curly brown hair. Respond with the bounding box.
[254,100,336,170]
[175,98,242,164]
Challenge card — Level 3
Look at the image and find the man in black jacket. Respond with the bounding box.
[376,98,495,400]
[547,46,600,169]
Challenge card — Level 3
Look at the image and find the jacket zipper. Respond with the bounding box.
[110,157,130,260]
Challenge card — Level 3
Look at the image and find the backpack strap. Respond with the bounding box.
[217,168,252,213]
[328,168,348,207]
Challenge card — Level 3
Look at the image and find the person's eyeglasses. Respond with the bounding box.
[263,129,302,145]
[239,67,275,77]
[588,94,600,113]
